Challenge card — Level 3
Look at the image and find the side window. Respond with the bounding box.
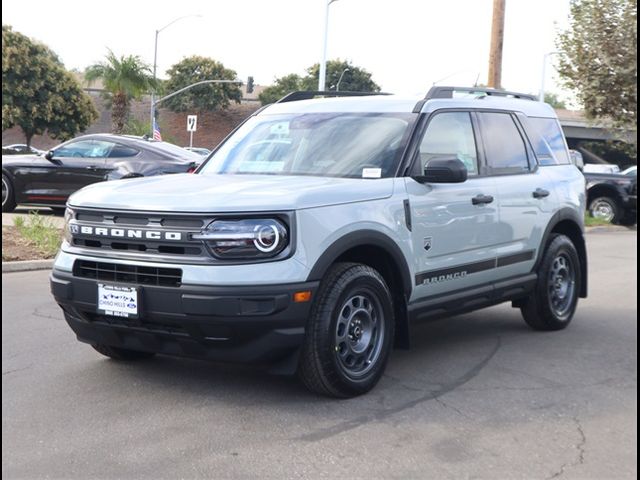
[528,117,571,165]
[418,112,478,176]
[109,144,139,158]
[55,140,114,159]
[478,112,530,174]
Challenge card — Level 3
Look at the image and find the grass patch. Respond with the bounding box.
[584,213,612,227]
[12,211,63,258]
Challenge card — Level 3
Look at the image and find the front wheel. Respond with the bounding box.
[588,196,619,223]
[521,234,581,331]
[298,263,395,398]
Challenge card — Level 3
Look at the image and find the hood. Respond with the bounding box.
[584,171,634,181]
[68,173,394,212]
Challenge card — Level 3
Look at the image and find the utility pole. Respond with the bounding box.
[487,0,506,89]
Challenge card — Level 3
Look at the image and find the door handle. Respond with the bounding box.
[532,188,550,199]
[472,194,494,205]
[85,166,99,171]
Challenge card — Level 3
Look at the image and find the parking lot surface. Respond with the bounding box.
[2,231,637,479]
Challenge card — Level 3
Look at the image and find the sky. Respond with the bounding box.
[2,0,572,101]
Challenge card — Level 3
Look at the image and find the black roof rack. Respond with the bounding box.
[276,90,390,103]
[413,86,537,112]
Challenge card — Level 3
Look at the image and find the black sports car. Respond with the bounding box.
[2,134,202,212]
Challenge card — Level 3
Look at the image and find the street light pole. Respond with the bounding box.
[319,0,339,92]
[336,68,349,91]
[150,14,202,134]
[539,51,560,102]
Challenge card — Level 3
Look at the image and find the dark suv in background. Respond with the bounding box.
[585,170,637,224]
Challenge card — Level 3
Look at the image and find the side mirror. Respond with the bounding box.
[569,149,584,171]
[45,150,54,161]
[414,157,468,184]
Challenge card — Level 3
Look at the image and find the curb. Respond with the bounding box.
[586,225,636,233]
[2,259,54,273]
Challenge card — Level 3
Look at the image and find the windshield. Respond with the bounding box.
[199,113,417,179]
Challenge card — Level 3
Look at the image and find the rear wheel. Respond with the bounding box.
[521,234,581,331]
[92,344,156,361]
[298,263,394,398]
[2,174,16,213]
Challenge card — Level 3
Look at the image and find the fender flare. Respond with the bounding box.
[306,229,413,298]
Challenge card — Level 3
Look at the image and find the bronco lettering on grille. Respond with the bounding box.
[71,224,183,241]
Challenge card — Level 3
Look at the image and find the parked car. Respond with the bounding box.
[183,147,211,156]
[568,150,637,224]
[2,144,45,155]
[584,171,637,224]
[621,166,637,176]
[51,87,588,398]
[2,134,201,212]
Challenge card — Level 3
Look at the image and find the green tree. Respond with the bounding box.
[556,0,637,133]
[163,56,242,113]
[544,92,567,109]
[85,50,156,134]
[302,59,381,93]
[258,74,303,105]
[258,60,381,106]
[2,25,97,146]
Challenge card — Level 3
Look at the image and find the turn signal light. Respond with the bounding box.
[293,291,312,303]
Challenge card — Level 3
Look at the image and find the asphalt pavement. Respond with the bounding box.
[2,231,637,479]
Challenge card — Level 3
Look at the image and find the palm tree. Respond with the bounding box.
[85,50,156,134]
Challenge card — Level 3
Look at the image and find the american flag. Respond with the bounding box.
[152,117,162,141]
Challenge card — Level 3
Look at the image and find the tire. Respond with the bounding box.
[2,174,16,213]
[298,262,395,398]
[521,234,581,331]
[619,211,637,226]
[588,196,619,223]
[92,344,156,361]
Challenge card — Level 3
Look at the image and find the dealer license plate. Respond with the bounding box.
[97,284,139,318]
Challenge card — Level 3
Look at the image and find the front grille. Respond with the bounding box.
[83,311,189,337]
[70,209,209,259]
[74,260,182,287]
[72,238,204,256]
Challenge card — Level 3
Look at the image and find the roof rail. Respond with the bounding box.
[413,86,537,112]
[276,90,390,103]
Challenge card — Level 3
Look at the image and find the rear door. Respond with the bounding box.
[405,110,500,300]
[475,111,553,280]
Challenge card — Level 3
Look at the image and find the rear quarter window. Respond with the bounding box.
[109,145,139,158]
[528,117,571,165]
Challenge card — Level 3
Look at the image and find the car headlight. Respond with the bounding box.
[63,207,75,244]
[193,218,289,259]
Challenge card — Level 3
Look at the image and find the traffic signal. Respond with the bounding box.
[246,76,254,94]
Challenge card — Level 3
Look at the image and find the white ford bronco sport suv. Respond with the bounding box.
[51,87,587,398]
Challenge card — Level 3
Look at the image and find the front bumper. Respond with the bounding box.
[50,269,318,364]
[623,195,637,212]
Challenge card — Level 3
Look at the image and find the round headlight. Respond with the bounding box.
[254,224,279,252]
[194,218,289,259]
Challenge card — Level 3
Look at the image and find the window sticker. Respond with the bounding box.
[362,168,382,178]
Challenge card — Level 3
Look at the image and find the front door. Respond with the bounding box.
[406,111,500,301]
[21,139,112,202]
